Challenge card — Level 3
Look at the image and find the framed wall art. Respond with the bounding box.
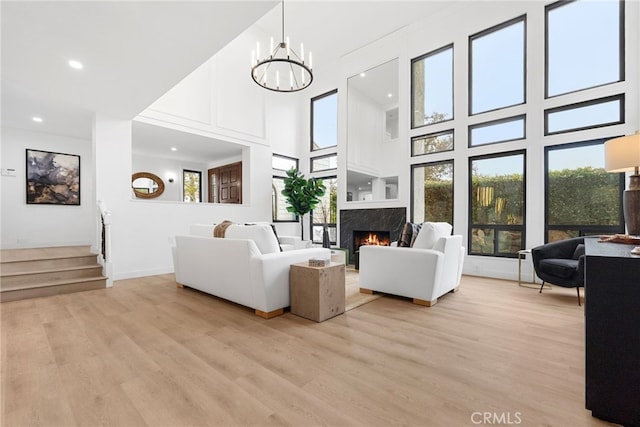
[26,149,80,205]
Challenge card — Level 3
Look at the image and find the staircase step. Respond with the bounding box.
[0,245,94,263]
[0,277,107,302]
[0,245,107,303]
[1,265,104,290]
[1,255,99,275]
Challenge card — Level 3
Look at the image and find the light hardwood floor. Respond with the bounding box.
[1,272,616,427]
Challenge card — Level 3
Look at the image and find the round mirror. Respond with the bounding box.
[131,172,165,199]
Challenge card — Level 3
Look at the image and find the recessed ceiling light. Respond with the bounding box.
[170,147,177,151]
[32,117,43,123]
[360,72,366,77]
[68,60,83,70]
[387,93,393,98]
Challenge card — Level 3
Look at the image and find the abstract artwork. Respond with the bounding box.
[26,149,80,205]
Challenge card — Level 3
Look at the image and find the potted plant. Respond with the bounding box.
[282,168,326,241]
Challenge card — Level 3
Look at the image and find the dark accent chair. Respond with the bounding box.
[531,237,585,306]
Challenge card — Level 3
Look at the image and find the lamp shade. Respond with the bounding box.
[604,133,640,173]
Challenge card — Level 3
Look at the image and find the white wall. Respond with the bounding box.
[1,128,95,249]
[90,25,304,280]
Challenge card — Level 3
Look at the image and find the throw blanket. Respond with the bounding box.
[213,220,233,238]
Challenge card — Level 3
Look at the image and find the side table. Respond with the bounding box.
[518,249,550,289]
[290,262,345,322]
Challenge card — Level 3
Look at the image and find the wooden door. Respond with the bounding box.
[208,161,242,204]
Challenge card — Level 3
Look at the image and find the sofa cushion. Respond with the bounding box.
[412,222,452,250]
[540,258,579,279]
[398,222,422,247]
[225,224,281,254]
[572,244,585,260]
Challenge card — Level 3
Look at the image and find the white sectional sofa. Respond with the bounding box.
[173,224,330,318]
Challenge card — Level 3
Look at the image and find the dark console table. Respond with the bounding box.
[585,237,640,426]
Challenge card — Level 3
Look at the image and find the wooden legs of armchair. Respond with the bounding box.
[413,298,436,307]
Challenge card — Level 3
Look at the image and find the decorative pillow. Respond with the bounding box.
[397,222,423,247]
[572,244,585,260]
[225,224,281,254]
[412,222,452,250]
[246,222,283,252]
[397,223,414,247]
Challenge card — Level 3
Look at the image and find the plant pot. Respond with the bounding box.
[322,226,331,248]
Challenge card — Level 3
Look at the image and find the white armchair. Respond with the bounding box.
[359,222,465,307]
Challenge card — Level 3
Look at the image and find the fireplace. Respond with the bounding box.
[353,230,391,253]
[340,208,406,264]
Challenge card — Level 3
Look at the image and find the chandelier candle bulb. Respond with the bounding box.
[276,71,280,89]
[290,70,293,89]
[270,37,274,56]
[286,37,290,57]
[256,42,260,61]
[301,43,304,62]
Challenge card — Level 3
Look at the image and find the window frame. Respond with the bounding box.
[468,114,526,148]
[468,149,527,258]
[468,15,527,116]
[310,89,338,152]
[410,159,455,225]
[410,43,455,130]
[543,139,625,242]
[310,153,338,173]
[271,176,298,223]
[544,0,625,99]
[272,153,299,173]
[544,94,625,136]
[411,129,455,157]
[309,175,337,245]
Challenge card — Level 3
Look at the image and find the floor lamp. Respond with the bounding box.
[605,132,640,236]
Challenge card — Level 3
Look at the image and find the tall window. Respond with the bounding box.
[311,177,337,245]
[272,154,298,222]
[546,0,623,98]
[183,170,202,203]
[311,90,338,151]
[470,16,526,115]
[272,177,296,222]
[412,161,454,225]
[545,140,624,242]
[412,44,453,128]
[470,151,525,257]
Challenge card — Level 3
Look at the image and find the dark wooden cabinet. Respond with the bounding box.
[585,237,640,426]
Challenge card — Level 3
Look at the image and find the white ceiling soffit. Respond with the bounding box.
[132,121,242,162]
[1,1,277,139]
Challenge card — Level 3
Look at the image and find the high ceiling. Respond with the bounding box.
[2,1,451,154]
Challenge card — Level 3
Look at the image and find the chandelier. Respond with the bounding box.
[251,0,313,92]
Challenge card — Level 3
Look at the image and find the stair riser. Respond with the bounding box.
[1,267,104,290]
[0,279,106,302]
[1,255,99,275]
[0,246,94,263]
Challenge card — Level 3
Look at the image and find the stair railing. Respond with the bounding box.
[97,200,113,287]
